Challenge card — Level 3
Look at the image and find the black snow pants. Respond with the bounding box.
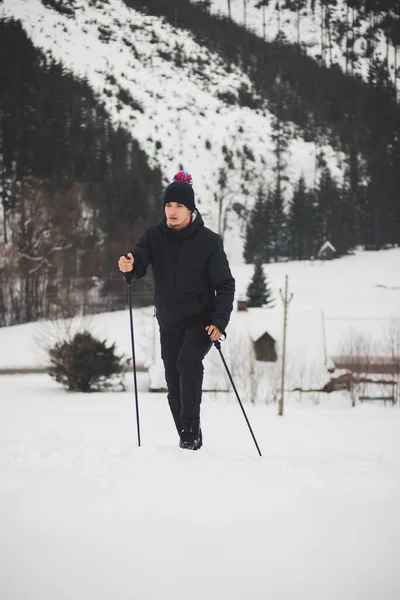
[159,321,213,435]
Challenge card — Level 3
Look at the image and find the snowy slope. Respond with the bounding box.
[1,0,345,262]
[197,0,399,85]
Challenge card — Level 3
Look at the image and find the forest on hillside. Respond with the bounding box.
[1,1,400,326]
[0,20,162,326]
[127,0,400,260]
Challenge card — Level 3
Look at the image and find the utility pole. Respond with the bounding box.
[279,275,293,416]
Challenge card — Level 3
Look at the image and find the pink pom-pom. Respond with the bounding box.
[173,171,193,185]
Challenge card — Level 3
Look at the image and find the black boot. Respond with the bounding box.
[179,421,202,451]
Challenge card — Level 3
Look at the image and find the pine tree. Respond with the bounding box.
[315,167,341,250]
[247,260,275,308]
[48,331,128,392]
[269,182,287,261]
[243,185,272,263]
[287,176,316,259]
[270,109,290,261]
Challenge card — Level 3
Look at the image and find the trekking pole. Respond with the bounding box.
[125,269,141,447]
[214,339,262,457]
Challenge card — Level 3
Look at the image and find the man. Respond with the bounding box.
[118,171,235,451]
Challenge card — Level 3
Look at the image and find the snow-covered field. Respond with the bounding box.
[0,248,400,598]
[1,247,399,394]
[1,372,400,600]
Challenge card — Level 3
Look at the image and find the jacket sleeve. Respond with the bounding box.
[207,236,235,332]
[125,229,153,282]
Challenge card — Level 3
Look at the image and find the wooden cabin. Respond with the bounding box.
[253,332,277,362]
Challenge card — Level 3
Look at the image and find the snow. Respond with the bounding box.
[0,255,399,600]
[1,372,400,600]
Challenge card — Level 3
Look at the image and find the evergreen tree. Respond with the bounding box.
[247,259,275,308]
[315,167,354,255]
[315,167,338,247]
[287,176,316,259]
[269,182,287,261]
[244,185,272,263]
[270,107,290,261]
[48,331,128,392]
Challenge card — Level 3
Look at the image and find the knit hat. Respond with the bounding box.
[163,180,195,212]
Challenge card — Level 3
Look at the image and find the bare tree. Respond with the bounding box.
[255,1,270,40]
[206,330,268,403]
[383,318,400,397]
[213,135,260,242]
[276,0,281,35]
[0,176,109,325]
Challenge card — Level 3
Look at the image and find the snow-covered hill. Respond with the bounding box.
[197,0,399,86]
[1,0,346,261]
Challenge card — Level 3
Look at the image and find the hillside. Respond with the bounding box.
[198,0,400,87]
[1,0,400,327]
[1,0,344,227]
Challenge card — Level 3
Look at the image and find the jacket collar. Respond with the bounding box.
[158,210,204,238]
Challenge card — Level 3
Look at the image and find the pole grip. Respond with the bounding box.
[124,254,134,285]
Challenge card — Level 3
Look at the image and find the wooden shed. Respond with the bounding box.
[237,299,248,312]
[253,332,277,362]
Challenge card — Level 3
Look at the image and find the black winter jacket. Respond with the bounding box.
[129,211,235,332]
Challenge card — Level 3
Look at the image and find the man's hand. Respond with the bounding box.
[205,324,222,342]
[118,252,134,273]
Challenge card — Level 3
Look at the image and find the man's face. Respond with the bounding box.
[165,202,191,230]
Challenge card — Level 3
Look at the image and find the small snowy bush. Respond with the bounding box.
[48,331,128,392]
